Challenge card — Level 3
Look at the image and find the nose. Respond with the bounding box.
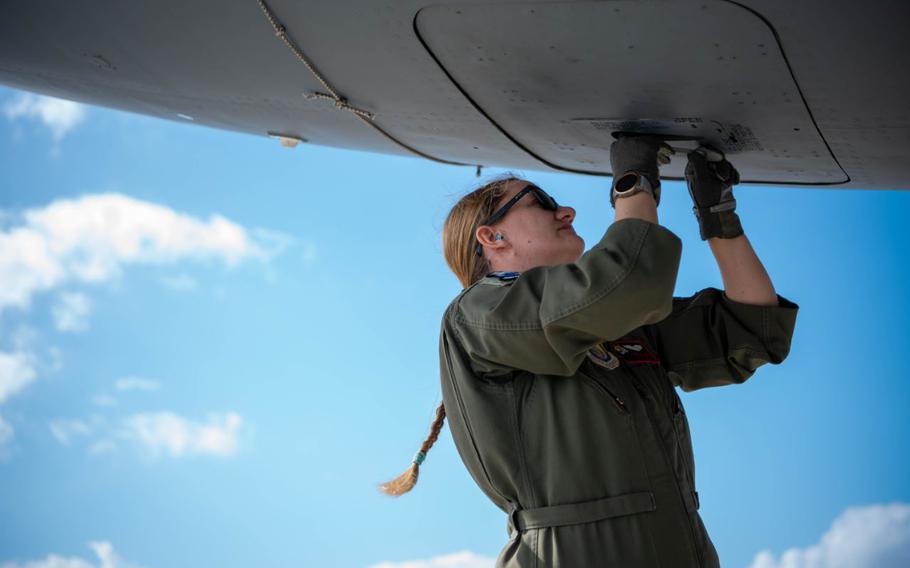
[556,205,576,223]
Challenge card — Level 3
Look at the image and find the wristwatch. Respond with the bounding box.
[611,172,660,207]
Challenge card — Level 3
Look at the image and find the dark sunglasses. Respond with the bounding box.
[474,184,559,256]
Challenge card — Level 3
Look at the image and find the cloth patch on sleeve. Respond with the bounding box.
[587,343,620,370]
[487,271,520,281]
[608,337,661,365]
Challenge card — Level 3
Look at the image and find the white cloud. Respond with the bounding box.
[160,274,196,291]
[49,410,244,458]
[251,228,298,260]
[87,439,117,456]
[0,193,266,313]
[10,325,39,351]
[91,393,117,407]
[748,502,910,568]
[0,350,37,405]
[1,554,92,568]
[48,418,98,445]
[0,540,140,568]
[52,292,92,332]
[3,93,87,143]
[124,411,243,457]
[367,551,496,568]
[0,328,59,417]
[113,377,159,392]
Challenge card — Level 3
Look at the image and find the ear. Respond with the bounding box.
[475,225,507,253]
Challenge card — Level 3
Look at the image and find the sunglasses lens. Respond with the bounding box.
[531,186,558,210]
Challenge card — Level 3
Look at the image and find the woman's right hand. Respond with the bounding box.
[609,135,673,207]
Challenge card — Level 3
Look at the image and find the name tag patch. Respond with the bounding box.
[608,338,661,365]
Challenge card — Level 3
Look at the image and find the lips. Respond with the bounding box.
[558,224,574,233]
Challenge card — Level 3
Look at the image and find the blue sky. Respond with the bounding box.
[0,86,908,568]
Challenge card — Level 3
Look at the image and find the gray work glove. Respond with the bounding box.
[684,146,744,240]
[609,135,672,208]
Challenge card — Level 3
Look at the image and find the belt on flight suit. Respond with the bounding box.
[506,489,700,535]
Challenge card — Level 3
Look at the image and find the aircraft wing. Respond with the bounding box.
[1,0,907,189]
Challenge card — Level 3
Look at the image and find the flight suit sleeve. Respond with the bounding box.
[448,218,683,377]
[642,287,799,392]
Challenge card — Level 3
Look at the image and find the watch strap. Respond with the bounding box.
[611,172,661,208]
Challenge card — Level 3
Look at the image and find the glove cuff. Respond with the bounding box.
[693,208,744,240]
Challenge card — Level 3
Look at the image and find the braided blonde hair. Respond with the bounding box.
[377,174,518,496]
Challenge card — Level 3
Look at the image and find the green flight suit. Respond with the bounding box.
[439,218,799,567]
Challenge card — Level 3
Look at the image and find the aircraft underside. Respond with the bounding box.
[1,0,908,189]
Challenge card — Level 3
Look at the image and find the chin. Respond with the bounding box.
[569,236,585,258]
[557,242,585,265]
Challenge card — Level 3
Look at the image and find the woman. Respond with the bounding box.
[379,137,799,567]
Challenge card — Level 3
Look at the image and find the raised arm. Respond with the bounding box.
[643,287,798,392]
[450,217,682,377]
[708,234,778,306]
[644,148,799,391]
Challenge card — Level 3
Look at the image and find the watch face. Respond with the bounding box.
[615,173,640,192]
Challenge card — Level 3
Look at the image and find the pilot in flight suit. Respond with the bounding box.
[438,139,799,567]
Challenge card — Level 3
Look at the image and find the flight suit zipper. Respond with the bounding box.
[670,394,698,508]
[628,375,705,568]
[580,371,629,414]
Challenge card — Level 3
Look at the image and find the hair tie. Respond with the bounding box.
[412,451,427,466]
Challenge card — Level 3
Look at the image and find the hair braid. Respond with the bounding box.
[377,401,446,496]
[378,174,520,497]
